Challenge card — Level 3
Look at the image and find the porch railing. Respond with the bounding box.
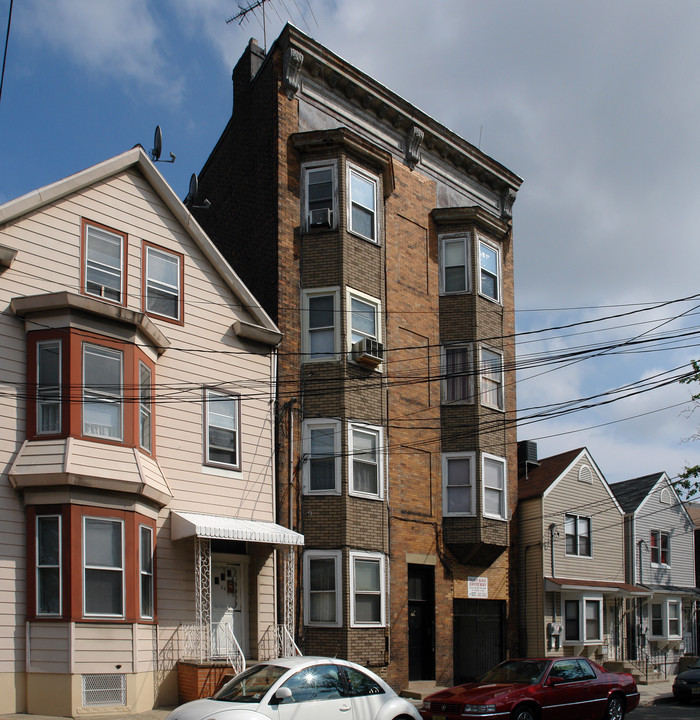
[217,622,246,676]
[178,622,246,675]
[258,624,302,661]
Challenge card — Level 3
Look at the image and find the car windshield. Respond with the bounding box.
[213,664,288,703]
[480,660,549,685]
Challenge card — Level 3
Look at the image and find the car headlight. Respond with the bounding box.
[674,679,686,686]
[463,705,496,714]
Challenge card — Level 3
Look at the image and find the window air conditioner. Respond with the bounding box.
[309,208,332,228]
[352,338,383,367]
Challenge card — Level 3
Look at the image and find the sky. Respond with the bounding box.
[2,0,700,492]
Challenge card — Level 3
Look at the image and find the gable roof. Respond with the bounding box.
[518,447,586,500]
[609,473,665,513]
[686,501,700,528]
[0,146,281,344]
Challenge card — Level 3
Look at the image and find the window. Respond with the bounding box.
[347,164,378,242]
[651,598,682,638]
[550,658,597,681]
[668,601,681,637]
[303,550,342,627]
[37,340,61,434]
[140,525,154,619]
[205,389,240,469]
[342,666,385,697]
[440,236,469,294]
[651,603,663,636]
[442,452,475,516]
[302,289,339,361]
[563,596,602,643]
[479,240,500,302]
[565,514,592,557]
[139,362,152,453]
[83,344,123,440]
[83,517,124,617]
[303,162,337,230]
[349,423,383,499]
[281,664,344,703]
[144,244,182,321]
[36,515,61,616]
[650,530,670,565]
[348,292,380,345]
[302,419,341,494]
[480,347,504,409]
[564,599,580,641]
[483,454,507,520]
[82,220,126,304]
[350,551,385,626]
[442,345,472,403]
[584,599,602,641]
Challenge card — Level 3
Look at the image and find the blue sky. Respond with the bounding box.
[3,0,700,492]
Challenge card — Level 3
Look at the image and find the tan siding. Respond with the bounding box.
[28,623,69,673]
[73,624,133,673]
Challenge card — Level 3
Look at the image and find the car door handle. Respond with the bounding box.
[339,704,351,711]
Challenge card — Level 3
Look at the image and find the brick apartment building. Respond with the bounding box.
[194,24,522,690]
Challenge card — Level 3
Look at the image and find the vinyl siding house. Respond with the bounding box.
[0,148,301,716]
[517,444,646,663]
[611,473,698,675]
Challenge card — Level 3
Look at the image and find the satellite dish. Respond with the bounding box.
[151,126,162,162]
[185,173,211,211]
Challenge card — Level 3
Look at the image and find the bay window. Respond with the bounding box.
[650,598,682,638]
[349,423,383,499]
[83,344,123,440]
[442,452,475,516]
[443,345,472,403]
[348,164,378,242]
[564,595,602,643]
[350,551,385,627]
[140,525,154,619]
[36,514,61,616]
[480,347,504,410]
[440,235,469,294]
[36,340,61,434]
[303,162,337,230]
[83,516,124,617]
[302,419,341,494]
[478,239,500,302]
[483,454,507,520]
[302,289,339,361]
[303,550,342,627]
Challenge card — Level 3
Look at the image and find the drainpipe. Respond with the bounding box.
[638,539,646,585]
[288,399,297,530]
[549,523,558,578]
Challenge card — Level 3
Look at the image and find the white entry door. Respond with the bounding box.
[211,558,248,657]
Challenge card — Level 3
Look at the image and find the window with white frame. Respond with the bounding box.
[442,452,475,516]
[650,598,682,638]
[347,164,378,242]
[478,239,500,302]
[668,600,681,637]
[36,514,61,616]
[302,419,341,494]
[483,454,507,520]
[440,235,469,294]
[37,340,61,434]
[442,345,472,403]
[565,514,592,557]
[83,222,125,303]
[303,162,337,230]
[83,344,123,440]
[347,289,381,356]
[302,288,339,361]
[303,550,342,627]
[205,389,240,469]
[349,423,383,499]
[563,595,602,643]
[650,530,670,565]
[139,525,154,619]
[480,347,504,410]
[83,517,124,617]
[139,362,152,453]
[350,551,385,626]
[145,245,182,320]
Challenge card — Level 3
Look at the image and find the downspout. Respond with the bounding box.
[549,523,558,579]
[288,398,297,530]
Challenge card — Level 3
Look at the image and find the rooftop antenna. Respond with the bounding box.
[227,0,270,51]
[150,125,176,163]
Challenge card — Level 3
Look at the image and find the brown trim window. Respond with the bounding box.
[139,524,154,619]
[204,388,240,470]
[83,515,124,618]
[36,514,62,616]
[143,242,184,323]
[36,339,62,435]
[81,219,127,305]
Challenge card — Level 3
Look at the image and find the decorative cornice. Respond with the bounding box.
[501,188,517,221]
[406,125,424,170]
[283,47,304,99]
[431,206,510,239]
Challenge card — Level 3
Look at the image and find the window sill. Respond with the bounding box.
[348,491,384,502]
[202,464,243,480]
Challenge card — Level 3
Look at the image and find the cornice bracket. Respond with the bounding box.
[283,47,304,100]
[406,126,424,170]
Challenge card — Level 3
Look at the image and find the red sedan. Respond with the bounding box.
[419,657,639,720]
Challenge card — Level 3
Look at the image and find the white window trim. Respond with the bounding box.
[349,551,386,628]
[479,346,504,411]
[139,361,152,453]
[439,233,471,295]
[302,287,340,362]
[441,343,473,404]
[482,453,507,521]
[36,514,62,617]
[565,513,593,558]
[442,451,476,517]
[348,421,384,500]
[302,418,342,495]
[82,516,125,619]
[562,594,603,645]
[650,529,671,567]
[649,597,682,640]
[204,388,241,471]
[139,524,154,620]
[84,222,125,304]
[301,160,338,232]
[346,163,379,243]
[145,244,181,321]
[36,339,62,435]
[478,237,501,303]
[303,549,342,628]
[345,287,382,358]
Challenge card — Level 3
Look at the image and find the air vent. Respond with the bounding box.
[309,208,332,228]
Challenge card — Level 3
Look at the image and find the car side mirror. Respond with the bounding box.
[547,676,564,686]
[271,686,292,704]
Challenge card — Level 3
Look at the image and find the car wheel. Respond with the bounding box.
[511,704,538,720]
[605,694,625,720]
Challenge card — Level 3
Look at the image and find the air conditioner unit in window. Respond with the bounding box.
[352,338,383,367]
[309,208,332,228]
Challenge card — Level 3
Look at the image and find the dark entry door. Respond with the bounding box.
[408,564,435,680]
[453,599,505,683]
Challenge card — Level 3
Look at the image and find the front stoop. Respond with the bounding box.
[400,681,447,701]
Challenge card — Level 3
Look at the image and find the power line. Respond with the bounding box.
[0,0,13,108]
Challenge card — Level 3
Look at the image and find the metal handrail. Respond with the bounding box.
[218,621,246,676]
[258,624,302,660]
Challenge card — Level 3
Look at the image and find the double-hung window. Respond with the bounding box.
[479,240,500,302]
[650,530,670,565]
[205,389,240,470]
[480,347,504,410]
[347,289,382,363]
[483,454,507,520]
[83,221,126,304]
[144,244,182,321]
[303,550,342,627]
[349,423,383,499]
[348,164,378,242]
[83,344,123,440]
[302,419,341,494]
[83,516,124,617]
[443,345,472,403]
[651,598,682,638]
[139,362,152,453]
[564,596,602,643]
[303,162,337,230]
[350,551,385,626]
[440,236,469,294]
[139,525,154,619]
[36,515,61,616]
[36,340,62,434]
[303,289,338,361]
[442,452,475,516]
[565,514,592,557]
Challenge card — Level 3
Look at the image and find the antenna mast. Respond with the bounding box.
[227,0,270,52]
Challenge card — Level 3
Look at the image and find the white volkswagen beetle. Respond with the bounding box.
[166,656,421,720]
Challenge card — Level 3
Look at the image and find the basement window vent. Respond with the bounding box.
[82,674,126,707]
